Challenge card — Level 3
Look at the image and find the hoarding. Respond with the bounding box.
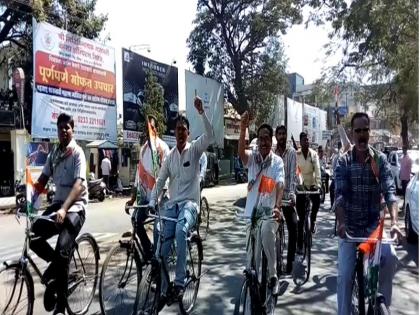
[32,20,117,141]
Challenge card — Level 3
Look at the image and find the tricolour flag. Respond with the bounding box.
[26,166,45,214]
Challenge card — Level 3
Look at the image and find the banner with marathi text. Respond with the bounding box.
[32,20,117,141]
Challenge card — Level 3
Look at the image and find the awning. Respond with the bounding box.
[86,140,118,149]
[224,134,249,141]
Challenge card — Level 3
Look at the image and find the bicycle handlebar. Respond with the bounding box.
[148,213,180,223]
[344,231,398,244]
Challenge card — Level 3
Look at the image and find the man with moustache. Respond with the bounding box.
[30,113,87,314]
[274,125,298,274]
[239,112,285,295]
[149,96,214,301]
[335,112,402,314]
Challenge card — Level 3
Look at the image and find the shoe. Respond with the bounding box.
[269,276,279,296]
[43,280,57,312]
[175,285,185,300]
[52,300,65,315]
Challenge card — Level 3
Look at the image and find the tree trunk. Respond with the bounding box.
[400,114,409,148]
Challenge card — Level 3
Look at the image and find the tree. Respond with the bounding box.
[142,72,167,137]
[0,0,107,131]
[309,0,418,147]
[187,0,303,122]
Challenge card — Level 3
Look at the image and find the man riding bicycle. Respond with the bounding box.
[126,115,170,261]
[296,132,321,239]
[148,96,214,300]
[30,113,87,315]
[335,112,402,315]
[274,125,297,275]
[239,111,284,295]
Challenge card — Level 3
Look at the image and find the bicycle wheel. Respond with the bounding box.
[234,279,252,315]
[99,242,142,315]
[179,235,203,314]
[138,263,160,315]
[0,262,34,315]
[293,221,311,286]
[198,197,210,240]
[351,253,365,315]
[66,233,99,315]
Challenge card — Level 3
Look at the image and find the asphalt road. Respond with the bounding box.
[0,181,418,314]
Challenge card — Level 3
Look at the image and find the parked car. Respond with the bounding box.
[388,149,419,193]
[404,172,419,243]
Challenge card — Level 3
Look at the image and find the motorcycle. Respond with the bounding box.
[88,173,106,202]
[46,181,56,204]
[15,171,26,212]
[236,167,248,184]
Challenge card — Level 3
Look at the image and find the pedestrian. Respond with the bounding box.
[101,155,112,190]
[399,145,412,206]
[335,112,402,315]
[234,153,241,181]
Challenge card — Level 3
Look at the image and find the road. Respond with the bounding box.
[0,181,418,314]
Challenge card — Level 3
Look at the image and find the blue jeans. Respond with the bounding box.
[337,238,398,315]
[160,201,198,292]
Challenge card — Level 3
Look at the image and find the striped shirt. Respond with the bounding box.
[275,145,297,199]
[335,146,397,237]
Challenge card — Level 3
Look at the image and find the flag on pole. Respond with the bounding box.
[26,165,45,214]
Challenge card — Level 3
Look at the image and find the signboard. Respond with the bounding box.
[337,106,348,116]
[286,98,303,142]
[32,20,117,141]
[185,70,224,147]
[322,130,333,140]
[122,49,178,145]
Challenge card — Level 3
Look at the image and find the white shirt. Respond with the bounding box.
[244,151,284,217]
[101,157,112,176]
[134,137,170,203]
[150,113,214,210]
[199,152,207,181]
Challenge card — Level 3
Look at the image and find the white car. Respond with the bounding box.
[388,150,419,192]
[404,172,419,243]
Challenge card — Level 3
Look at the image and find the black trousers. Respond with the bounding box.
[282,206,298,271]
[30,203,85,306]
[296,192,320,249]
[103,175,110,189]
[133,207,154,261]
[330,180,335,208]
[402,179,409,203]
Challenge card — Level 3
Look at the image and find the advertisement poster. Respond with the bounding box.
[27,142,54,167]
[32,20,117,141]
[122,48,178,145]
[185,70,224,147]
[286,98,303,142]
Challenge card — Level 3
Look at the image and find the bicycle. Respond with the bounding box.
[293,188,320,286]
[135,206,203,315]
[0,210,99,315]
[346,227,397,315]
[234,209,279,315]
[198,188,210,241]
[99,205,155,315]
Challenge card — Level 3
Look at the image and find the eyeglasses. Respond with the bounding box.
[354,128,370,133]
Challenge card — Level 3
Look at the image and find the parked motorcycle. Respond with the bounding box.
[46,181,56,204]
[15,171,26,212]
[236,168,248,184]
[88,173,106,202]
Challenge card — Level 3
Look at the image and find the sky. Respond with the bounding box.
[95,0,339,110]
